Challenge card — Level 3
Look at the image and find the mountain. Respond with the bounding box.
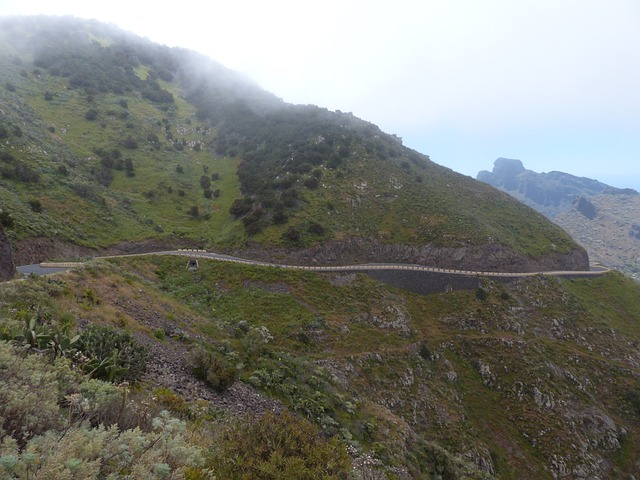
[477,158,640,279]
[0,16,587,272]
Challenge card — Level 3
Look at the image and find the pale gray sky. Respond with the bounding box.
[1,0,639,189]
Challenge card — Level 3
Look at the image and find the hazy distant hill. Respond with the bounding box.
[0,16,587,272]
[477,158,637,217]
[478,158,640,278]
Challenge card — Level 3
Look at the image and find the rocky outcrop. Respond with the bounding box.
[234,236,589,273]
[0,225,16,281]
[574,196,597,219]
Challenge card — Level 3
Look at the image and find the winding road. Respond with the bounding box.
[20,249,610,279]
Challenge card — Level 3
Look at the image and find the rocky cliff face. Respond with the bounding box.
[477,158,635,217]
[0,225,16,281]
[234,236,590,273]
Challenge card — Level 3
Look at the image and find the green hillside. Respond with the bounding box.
[1,256,639,478]
[0,16,583,270]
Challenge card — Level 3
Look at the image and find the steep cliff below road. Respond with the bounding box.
[234,236,590,273]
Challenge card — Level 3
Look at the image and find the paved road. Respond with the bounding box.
[17,264,72,276]
[25,249,609,279]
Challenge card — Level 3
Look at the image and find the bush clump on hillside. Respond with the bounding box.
[77,324,149,383]
[188,346,237,392]
[207,410,351,479]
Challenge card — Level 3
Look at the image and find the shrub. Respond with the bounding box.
[229,197,253,217]
[0,210,15,228]
[188,347,237,392]
[207,410,351,479]
[283,226,301,244]
[85,108,99,120]
[273,210,288,225]
[76,324,149,383]
[307,222,325,235]
[475,287,488,302]
[200,175,211,190]
[303,176,319,189]
[0,342,67,447]
[28,198,42,213]
[123,135,138,149]
[0,412,207,479]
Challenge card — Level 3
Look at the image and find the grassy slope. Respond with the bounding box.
[3,256,637,477]
[0,50,246,248]
[269,147,576,256]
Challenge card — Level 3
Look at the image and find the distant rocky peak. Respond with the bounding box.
[493,157,526,175]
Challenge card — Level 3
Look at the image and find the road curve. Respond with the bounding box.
[31,249,609,279]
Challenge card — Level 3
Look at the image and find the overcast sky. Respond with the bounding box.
[2,0,639,189]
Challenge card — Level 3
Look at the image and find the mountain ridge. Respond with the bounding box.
[477,157,638,217]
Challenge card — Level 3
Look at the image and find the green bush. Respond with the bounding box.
[188,347,237,393]
[207,410,351,479]
[77,324,149,383]
[0,342,69,446]
[85,108,99,120]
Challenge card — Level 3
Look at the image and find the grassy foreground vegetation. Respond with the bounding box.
[0,256,639,478]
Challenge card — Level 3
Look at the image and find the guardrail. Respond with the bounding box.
[35,251,609,279]
[39,262,85,268]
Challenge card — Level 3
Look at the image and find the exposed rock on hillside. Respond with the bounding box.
[554,193,640,279]
[234,236,589,273]
[574,196,597,219]
[0,225,15,281]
